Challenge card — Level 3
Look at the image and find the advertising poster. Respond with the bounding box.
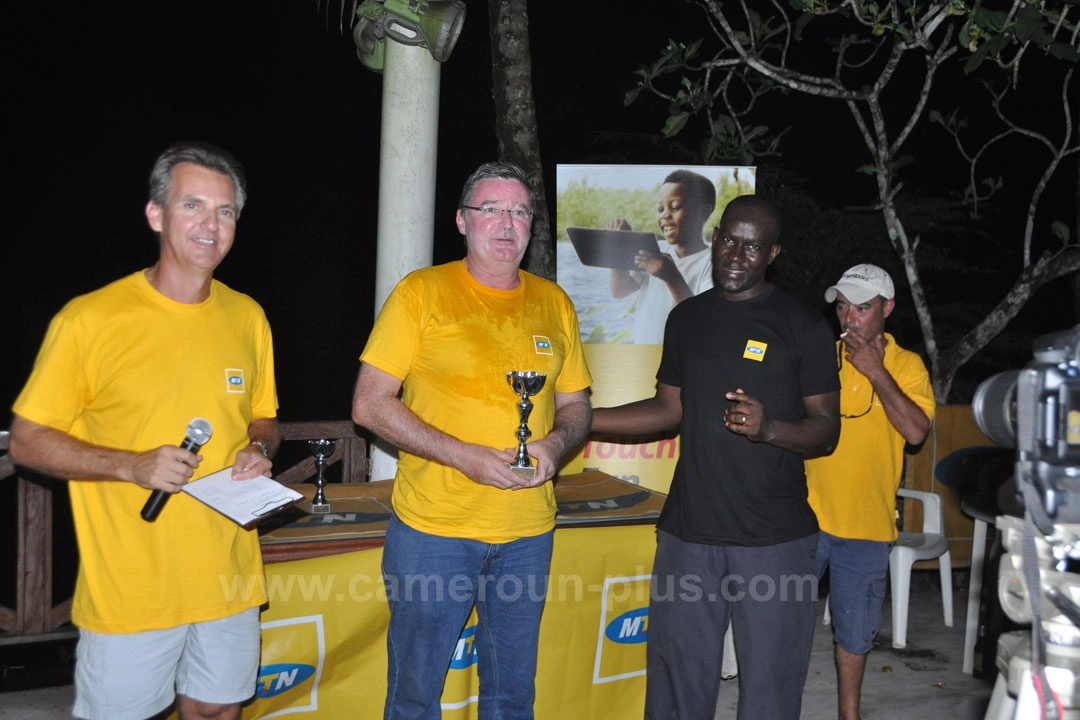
[557,164,755,491]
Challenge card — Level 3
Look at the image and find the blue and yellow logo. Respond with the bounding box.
[594,575,650,683]
[225,368,246,393]
[533,335,553,356]
[605,607,648,645]
[449,625,480,670]
[742,340,767,362]
[257,662,316,698]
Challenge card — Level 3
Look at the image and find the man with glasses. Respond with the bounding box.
[806,263,936,720]
[592,195,840,719]
[352,161,592,720]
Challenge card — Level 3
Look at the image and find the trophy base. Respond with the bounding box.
[310,502,331,514]
[508,465,536,481]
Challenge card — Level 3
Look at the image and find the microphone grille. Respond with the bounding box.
[187,417,214,445]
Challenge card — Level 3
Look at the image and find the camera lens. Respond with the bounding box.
[972,370,1020,448]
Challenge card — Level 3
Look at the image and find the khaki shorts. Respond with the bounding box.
[73,607,260,720]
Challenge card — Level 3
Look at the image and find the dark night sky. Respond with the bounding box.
[3,1,692,423]
[4,1,1075,425]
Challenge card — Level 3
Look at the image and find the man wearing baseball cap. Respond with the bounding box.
[806,263,936,720]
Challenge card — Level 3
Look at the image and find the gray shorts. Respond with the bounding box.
[73,607,260,720]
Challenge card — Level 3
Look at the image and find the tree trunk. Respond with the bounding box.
[486,0,553,280]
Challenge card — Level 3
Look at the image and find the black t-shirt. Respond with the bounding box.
[657,284,840,546]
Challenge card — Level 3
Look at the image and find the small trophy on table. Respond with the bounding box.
[308,438,335,514]
[506,371,547,481]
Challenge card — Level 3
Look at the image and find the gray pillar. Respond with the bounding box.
[370,41,441,482]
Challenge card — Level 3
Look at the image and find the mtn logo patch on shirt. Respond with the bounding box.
[225,368,246,393]
[533,335,553,355]
[742,340,767,362]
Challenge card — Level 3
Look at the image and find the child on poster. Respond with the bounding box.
[608,169,716,344]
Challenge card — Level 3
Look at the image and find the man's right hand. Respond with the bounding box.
[8,415,204,491]
[455,443,530,490]
[130,446,200,494]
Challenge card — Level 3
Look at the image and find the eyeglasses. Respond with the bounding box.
[461,205,534,222]
[837,343,876,419]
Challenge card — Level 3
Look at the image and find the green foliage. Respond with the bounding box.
[961,1,1079,72]
[786,0,1080,73]
[928,108,968,133]
[959,176,1005,215]
[1052,220,1072,247]
[701,117,783,165]
[620,0,1080,397]
[634,39,703,88]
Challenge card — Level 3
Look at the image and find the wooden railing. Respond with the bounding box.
[0,430,70,641]
[0,421,369,643]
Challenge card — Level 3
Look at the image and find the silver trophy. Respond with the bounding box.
[308,438,335,514]
[506,371,547,480]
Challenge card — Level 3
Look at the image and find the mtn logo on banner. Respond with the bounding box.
[593,575,650,684]
[248,615,325,716]
[605,607,648,645]
[449,625,480,670]
[258,663,316,698]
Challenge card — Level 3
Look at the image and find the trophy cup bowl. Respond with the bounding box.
[506,371,547,480]
[308,438,335,514]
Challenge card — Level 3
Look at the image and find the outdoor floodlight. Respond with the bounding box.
[353,0,466,73]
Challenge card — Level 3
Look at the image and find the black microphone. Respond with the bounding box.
[141,418,214,522]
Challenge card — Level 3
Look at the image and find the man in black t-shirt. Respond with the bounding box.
[592,195,840,719]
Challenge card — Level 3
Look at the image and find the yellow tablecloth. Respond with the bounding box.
[240,471,665,719]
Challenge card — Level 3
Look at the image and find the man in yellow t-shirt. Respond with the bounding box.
[352,161,592,720]
[9,141,280,720]
[806,263,936,720]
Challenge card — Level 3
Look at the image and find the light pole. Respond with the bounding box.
[353,0,466,481]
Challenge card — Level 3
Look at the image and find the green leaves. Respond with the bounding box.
[1051,220,1072,247]
[962,1,1079,73]
[663,112,691,137]
[929,108,968,132]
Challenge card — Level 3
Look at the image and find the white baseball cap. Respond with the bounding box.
[824,263,895,304]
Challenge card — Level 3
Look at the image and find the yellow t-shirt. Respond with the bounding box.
[805,334,936,541]
[360,261,592,543]
[13,271,278,632]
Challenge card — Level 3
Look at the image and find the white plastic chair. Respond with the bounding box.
[889,487,954,648]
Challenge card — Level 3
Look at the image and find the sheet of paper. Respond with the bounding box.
[182,467,304,528]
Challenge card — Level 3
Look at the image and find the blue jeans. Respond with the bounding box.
[381,513,553,720]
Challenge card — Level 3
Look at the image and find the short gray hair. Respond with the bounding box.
[148,141,248,218]
[457,161,534,211]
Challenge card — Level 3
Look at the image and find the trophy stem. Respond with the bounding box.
[512,396,534,468]
[506,371,547,481]
[309,438,334,514]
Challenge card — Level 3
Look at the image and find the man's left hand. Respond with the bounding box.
[507,437,561,489]
[231,446,272,480]
[724,388,771,442]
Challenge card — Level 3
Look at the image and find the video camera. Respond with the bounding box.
[973,325,1080,523]
[971,325,1080,719]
